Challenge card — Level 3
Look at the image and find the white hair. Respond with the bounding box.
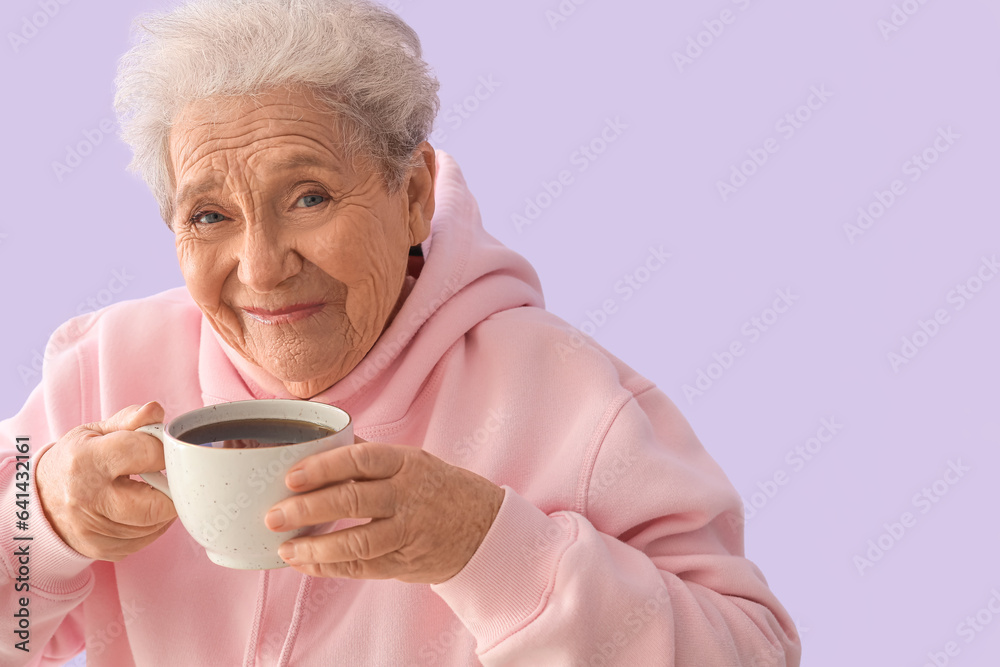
[113,0,440,226]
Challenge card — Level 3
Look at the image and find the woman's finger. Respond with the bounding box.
[88,519,177,562]
[93,429,167,479]
[279,516,406,566]
[77,499,175,541]
[268,478,398,531]
[284,443,405,492]
[101,477,178,527]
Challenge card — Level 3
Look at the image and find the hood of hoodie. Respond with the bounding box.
[200,149,546,426]
[195,149,548,667]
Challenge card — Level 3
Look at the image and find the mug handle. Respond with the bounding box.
[136,423,172,500]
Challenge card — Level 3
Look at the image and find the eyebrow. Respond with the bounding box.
[174,153,341,208]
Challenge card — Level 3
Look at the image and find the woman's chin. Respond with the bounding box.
[232,310,364,394]
[257,354,348,393]
[284,380,334,399]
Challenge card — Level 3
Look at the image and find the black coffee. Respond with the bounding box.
[178,418,338,449]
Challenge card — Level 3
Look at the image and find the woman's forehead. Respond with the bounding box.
[172,93,340,149]
[168,91,355,186]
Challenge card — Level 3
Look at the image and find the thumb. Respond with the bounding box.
[92,401,165,435]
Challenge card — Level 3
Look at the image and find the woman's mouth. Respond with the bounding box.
[243,303,325,325]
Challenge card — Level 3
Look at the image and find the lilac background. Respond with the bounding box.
[2,0,999,664]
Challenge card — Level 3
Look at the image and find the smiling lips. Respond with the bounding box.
[243,303,325,325]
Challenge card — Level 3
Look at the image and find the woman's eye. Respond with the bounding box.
[192,211,226,225]
[296,194,326,208]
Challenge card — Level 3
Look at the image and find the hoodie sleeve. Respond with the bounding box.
[0,320,98,666]
[431,385,802,666]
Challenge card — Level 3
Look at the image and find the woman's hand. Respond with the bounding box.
[35,402,177,561]
[264,442,505,584]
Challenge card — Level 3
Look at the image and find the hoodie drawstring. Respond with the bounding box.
[242,570,270,667]
[241,569,312,667]
[276,574,312,667]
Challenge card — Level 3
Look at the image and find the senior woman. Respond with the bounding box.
[0,1,801,665]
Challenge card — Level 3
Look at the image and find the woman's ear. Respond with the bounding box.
[406,142,436,246]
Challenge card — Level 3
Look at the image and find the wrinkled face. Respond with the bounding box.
[168,87,435,398]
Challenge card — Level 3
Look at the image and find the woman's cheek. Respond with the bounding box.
[298,246,391,355]
[176,236,242,342]
[177,237,225,295]
[346,264,408,360]
[343,285,387,344]
[311,208,396,278]
[175,233,206,281]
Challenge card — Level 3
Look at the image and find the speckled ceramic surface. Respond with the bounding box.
[138,400,353,569]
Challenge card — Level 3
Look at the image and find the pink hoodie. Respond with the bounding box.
[0,151,801,666]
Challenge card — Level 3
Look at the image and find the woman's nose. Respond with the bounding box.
[236,223,302,292]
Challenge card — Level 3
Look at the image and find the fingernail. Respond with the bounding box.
[278,542,296,562]
[266,508,285,530]
[287,469,306,488]
[139,401,156,412]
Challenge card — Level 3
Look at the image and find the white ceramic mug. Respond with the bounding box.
[137,399,353,570]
